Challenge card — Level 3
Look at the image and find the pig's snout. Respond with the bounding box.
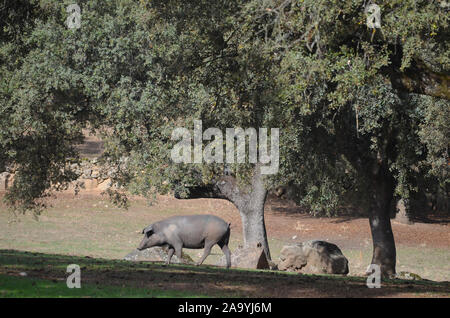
[137,238,148,251]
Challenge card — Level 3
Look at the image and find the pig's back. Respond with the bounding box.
[163,215,229,248]
[165,214,228,228]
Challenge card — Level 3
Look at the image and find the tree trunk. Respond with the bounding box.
[368,166,396,277]
[239,202,271,260]
[387,59,450,100]
[233,164,271,260]
[176,164,271,260]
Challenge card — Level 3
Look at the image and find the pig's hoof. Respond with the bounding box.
[195,263,201,266]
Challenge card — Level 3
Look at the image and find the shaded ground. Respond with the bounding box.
[0,250,449,298]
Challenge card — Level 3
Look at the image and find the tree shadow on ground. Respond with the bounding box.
[267,195,367,224]
[267,195,311,216]
[409,213,449,225]
[1,249,448,298]
[268,195,450,226]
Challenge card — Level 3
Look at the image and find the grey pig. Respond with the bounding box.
[137,214,231,268]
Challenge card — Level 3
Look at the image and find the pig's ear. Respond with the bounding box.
[142,225,153,236]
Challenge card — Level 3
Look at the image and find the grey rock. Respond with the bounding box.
[217,244,270,270]
[0,172,10,191]
[395,271,423,280]
[278,240,349,275]
[83,169,92,178]
[91,170,99,178]
[107,169,117,178]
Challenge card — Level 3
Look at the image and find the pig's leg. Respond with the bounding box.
[219,243,231,269]
[196,241,215,266]
[174,242,183,262]
[166,247,175,265]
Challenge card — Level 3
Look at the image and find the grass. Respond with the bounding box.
[0,193,449,297]
[0,249,449,298]
[0,250,215,298]
[1,196,448,282]
[343,247,450,282]
[0,274,202,298]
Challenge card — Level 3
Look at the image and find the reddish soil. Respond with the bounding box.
[146,192,449,250]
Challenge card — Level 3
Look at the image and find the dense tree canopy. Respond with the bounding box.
[0,0,448,275]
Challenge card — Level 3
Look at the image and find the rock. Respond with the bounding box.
[82,168,92,178]
[278,240,349,275]
[82,179,98,191]
[91,170,99,178]
[0,172,13,191]
[97,178,112,191]
[268,259,278,270]
[274,186,286,197]
[124,247,194,264]
[395,271,423,280]
[107,169,117,178]
[217,244,270,270]
[0,172,9,191]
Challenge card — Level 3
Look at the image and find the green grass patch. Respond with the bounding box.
[0,274,205,298]
[0,249,448,298]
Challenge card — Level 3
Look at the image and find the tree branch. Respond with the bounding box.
[173,164,270,212]
[174,175,250,209]
[386,60,450,100]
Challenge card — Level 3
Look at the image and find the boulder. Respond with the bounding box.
[97,178,113,191]
[0,172,11,191]
[0,173,8,191]
[124,247,194,264]
[217,244,270,270]
[278,240,349,275]
[82,168,92,179]
[91,170,100,179]
[81,179,98,191]
[395,271,423,280]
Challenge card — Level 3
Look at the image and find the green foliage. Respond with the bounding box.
[0,0,448,214]
[261,0,449,213]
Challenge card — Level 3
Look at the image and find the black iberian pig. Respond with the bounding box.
[138,214,231,268]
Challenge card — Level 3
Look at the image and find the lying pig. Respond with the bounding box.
[137,214,231,268]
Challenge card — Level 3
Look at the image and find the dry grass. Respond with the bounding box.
[0,192,448,283]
